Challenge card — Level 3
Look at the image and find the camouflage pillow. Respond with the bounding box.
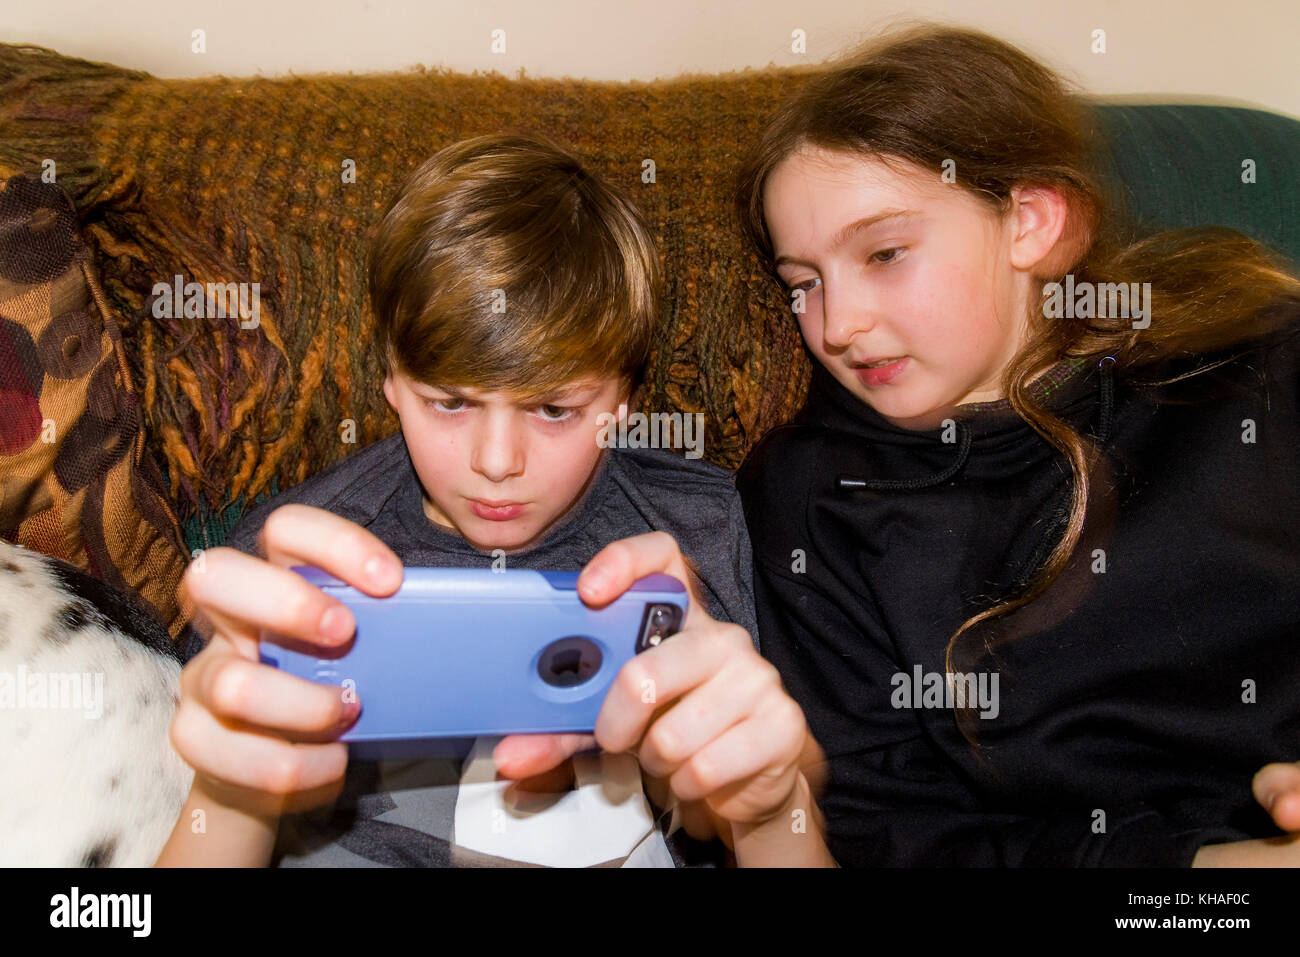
[0,173,193,642]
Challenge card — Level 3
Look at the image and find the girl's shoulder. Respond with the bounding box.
[733,418,833,553]
[1127,296,1300,401]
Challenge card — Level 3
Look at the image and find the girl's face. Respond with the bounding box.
[763,145,1034,431]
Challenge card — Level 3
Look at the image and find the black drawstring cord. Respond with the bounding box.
[1096,355,1115,442]
[837,419,972,492]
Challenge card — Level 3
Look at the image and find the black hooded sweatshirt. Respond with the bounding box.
[736,303,1300,867]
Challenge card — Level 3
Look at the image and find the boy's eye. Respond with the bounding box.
[870,246,905,264]
[428,397,467,413]
[536,404,575,422]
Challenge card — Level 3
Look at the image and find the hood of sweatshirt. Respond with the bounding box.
[788,353,1116,492]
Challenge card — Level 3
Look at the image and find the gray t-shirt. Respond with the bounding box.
[201,432,757,867]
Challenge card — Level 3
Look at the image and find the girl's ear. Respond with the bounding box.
[1007,185,1071,276]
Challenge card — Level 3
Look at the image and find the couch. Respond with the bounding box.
[2,41,1298,644]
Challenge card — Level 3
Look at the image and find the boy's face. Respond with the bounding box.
[383,370,628,552]
[763,145,1031,431]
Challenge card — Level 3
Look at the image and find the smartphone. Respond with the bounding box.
[258,566,688,759]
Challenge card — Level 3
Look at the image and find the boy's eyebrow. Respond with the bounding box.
[412,382,467,398]
[411,381,601,403]
[526,383,603,404]
[774,208,919,269]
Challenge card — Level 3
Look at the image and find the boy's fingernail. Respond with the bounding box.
[319,605,352,641]
[365,555,396,583]
[580,570,606,593]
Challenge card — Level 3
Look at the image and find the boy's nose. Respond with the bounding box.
[470,417,526,482]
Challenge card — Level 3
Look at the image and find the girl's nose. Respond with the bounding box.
[822,282,876,350]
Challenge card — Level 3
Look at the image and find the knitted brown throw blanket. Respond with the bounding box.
[0,43,814,522]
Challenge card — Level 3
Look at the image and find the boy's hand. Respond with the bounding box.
[171,504,403,818]
[495,532,819,839]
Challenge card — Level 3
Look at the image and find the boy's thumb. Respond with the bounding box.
[493,732,597,779]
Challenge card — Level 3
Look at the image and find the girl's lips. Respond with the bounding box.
[468,499,525,521]
[855,356,909,386]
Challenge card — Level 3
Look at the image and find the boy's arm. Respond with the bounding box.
[156,505,401,868]
[155,778,279,867]
[680,491,834,863]
[731,772,836,867]
[641,751,835,867]
[156,508,280,867]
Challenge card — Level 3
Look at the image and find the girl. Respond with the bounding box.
[733,25,1300,866]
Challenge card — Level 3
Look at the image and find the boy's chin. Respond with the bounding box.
[458,515,552,554]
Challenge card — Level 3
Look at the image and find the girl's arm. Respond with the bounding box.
[1193,836,1300,867]
[748,555,1246,866]
[1193,765,1300,866]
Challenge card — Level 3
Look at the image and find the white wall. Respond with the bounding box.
[3,0,1297,119]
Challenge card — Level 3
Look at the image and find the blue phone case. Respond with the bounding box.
[258,567,688,759]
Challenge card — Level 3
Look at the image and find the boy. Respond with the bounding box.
[156,134,830,867]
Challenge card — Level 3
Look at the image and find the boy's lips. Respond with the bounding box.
[467,498,526,521]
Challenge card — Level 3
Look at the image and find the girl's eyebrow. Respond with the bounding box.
[775,208,919,268]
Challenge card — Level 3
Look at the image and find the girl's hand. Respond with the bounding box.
[1253,762,1300,832]
[495,532,817,838]
[171,504,403,819]
[1191,762,1300,866]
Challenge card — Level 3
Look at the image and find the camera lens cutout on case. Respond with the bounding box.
[637,602,683,652]
[538,636,603,687]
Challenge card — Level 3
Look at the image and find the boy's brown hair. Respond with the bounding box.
[367,133,661,398]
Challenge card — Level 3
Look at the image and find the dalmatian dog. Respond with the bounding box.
[0,539,192,866]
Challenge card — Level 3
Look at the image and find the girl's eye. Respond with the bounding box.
[870,246,905,264]
[536,404,575,422]
[428,397,467,413]
[790,276,821,294]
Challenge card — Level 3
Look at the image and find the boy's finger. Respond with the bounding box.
[171,699,350,796]
[506,757,577,795]
[181,587,260,660]
[1253,762,1300,831]
[595,623,754,753]
[576,531,710,626]
[183,648,360,736]
[184,546,363,652]
[631,662,775,779]
[493,733,597,779]
[255,503,403,597]
[665,707,803,808]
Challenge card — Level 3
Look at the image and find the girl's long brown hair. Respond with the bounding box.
[734,24,1300,733]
